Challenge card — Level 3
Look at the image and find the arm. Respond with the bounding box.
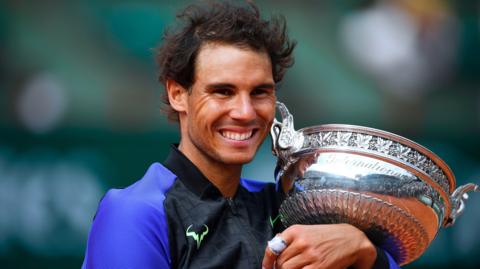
[82,191,171,269]
[262,224,400,269]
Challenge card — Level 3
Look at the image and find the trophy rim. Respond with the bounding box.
[298,123,455,191]
[295,124,456,225]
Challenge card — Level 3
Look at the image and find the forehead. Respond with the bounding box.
[194,42,273,84]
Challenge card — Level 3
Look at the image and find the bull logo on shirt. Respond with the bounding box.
[186,224,209,249]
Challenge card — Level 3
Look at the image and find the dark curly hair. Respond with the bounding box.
[156,0,296,122]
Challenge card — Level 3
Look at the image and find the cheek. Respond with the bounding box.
[257,102,276,124]
[190,101,223,128]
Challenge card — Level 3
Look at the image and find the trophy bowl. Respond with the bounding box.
[271,102,479,266]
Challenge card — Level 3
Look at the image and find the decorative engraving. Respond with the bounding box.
[413,151,426,166]
[369,136,378,151]
[336,132,351,147]
[398,145,411,162]
[356,134,372,149]
[302,132,450,193]
[377,138,392,155]
[279,130,293,147]
[348,133,358,147]
[321,132,332,146]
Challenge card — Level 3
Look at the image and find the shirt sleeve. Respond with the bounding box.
[82,190,171,269]
[372,247,401,269]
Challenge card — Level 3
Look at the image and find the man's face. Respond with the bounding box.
[179,43,276,168]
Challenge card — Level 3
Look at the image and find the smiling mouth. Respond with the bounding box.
[220,130,256,141]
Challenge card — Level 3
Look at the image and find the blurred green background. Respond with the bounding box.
[1,0,479,268]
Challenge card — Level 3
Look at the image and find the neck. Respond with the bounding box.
[178,142,242,198]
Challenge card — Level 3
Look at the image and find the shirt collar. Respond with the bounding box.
[163,144,222,198]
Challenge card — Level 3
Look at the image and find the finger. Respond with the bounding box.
[276,240,302,265]
[274,227,295,246]
[262,245,278,269]
[264,234,290,269]
[302,265,346,269]
[277,253,310,269]
[274,226,304,264]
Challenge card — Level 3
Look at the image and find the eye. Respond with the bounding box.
[212,88,234,96]
[251,88,273,96]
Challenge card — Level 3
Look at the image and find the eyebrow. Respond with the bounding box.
[207,83,236,89]
[206,83,276,89]
[254,83,276,89]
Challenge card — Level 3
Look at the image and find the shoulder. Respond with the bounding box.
[94,162,177,233]
[98,162,176,218]
[82,163,177,269]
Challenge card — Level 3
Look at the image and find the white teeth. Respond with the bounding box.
[221,130,253,141]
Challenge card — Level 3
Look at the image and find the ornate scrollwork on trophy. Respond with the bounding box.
[301,131,451,193]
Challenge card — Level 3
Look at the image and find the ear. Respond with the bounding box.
[166,79,188,113]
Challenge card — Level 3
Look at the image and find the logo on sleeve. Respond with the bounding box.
[186,224,209,249]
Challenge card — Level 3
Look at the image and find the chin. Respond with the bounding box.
[221,153,255,165]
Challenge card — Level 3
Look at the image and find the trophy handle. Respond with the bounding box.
[271,101,299,151]
[445,183,479,227]
[270,118,283,155]
[270,102,304,178]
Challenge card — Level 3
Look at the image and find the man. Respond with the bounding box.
[82,1,400,268]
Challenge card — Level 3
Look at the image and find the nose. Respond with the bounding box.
[230,94,256,121]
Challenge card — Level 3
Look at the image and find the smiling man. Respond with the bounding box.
[82,1,400,269]
[167,43,276,198]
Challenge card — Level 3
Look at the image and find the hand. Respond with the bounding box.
[262,224,377,269]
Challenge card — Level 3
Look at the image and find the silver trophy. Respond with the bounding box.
[270,102,479,266]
